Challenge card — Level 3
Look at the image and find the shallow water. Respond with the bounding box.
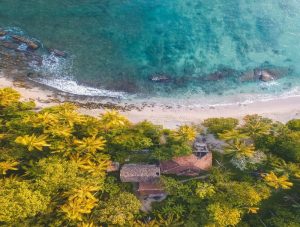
[0,0,300,102]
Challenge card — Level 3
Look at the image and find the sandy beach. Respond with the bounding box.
[1,72,299,128]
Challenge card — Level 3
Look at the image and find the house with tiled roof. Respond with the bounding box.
[120,164,166,204]
[120,164,160,182]
[160,142,212,176]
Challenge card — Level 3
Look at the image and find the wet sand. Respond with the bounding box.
[1,72,299,128]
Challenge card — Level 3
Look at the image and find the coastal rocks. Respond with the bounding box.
[203,68,237,81]
[0,30,7,36]
[12,35,39,50]
[0,41,19,51]
[49,48,67,58]
[27,72,41,79]
[239,70,257,82]
[240,67,290,82]
[256,70,274,82]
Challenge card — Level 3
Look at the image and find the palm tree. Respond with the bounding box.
[35,112,59,127]
[55,103,84,127]
[224,140,255,158]
[269,156,300,179]
[241,115,272,138]
[219,129,249,142]
[44,124,73,138]
[0,160,19,175]
[174,125,197,142]
[15,134,50,151]
[61,185,100,221]
[263,171,293,189]
[74,136,106,154]
[71,154,110,176]
[0,87,20,107]
[100,110,130,129]
[78,222,95,227]
[156,214,184,227]
[132,219,159,227]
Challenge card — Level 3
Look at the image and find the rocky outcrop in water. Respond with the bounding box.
[12,35,39,50]
[256,70,274,82]
[240,67,290,82]
[203,68,237,81]
[0,30,7,36]
[0,29,67,78]
[49,48,67,58]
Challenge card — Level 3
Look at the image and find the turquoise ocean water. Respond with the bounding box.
[0,0,300,104]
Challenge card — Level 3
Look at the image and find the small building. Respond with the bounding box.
[160,143,212,176]
[120,164,160,183]
[193,142,212,158]
[137,182,165,198]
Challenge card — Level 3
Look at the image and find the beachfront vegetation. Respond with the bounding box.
[0,87,299,226]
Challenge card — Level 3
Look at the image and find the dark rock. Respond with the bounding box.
[0,41,19,51]
[258,70,274,82]
[240,70,258,82]
[203,68,237,81]
[12,35,39,50]
[241,67,290,82]
[49,48,67,57]
[0,30,7,36]
[27,72,40,78]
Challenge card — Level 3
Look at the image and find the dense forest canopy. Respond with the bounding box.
[0,87,299,226]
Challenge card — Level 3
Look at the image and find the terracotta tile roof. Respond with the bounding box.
[120,164,160,182]
[160,152,212,176]
[138,182,164,192]
[138,182,165,195]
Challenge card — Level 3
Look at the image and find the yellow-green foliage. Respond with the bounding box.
[196,182,216,199]
[203,117,239,136]
[0,87,20,107]
[0,160,19,175]
[96,192,141,225]
[206,203,242,226]
[15,134,50,151]
[263,171,293,190]
[0,87,299,226]
[0,178,49,222]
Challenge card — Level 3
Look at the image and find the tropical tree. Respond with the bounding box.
[263,172,293,190]
[224,140,255,158]
[74,136,106,154]
[218,129,248,142]
[271,131,300,162]
[61,185,100,221]
[196,182,216,199]
[0,87,20,107]
[269,156,300,179]
[286,119,300,131]
[0,160,19,175]
[203,117,239,136]
[96,192,141,225]
[174,125,197,142]
[241,115,272,138]
[100,110,130,130]
[15,134,50,151]
[206,203,242,226]
[0,178,49,223]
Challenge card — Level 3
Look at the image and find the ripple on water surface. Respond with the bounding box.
[0,0,300,103]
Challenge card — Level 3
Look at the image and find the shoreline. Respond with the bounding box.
[1,71,299,128]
